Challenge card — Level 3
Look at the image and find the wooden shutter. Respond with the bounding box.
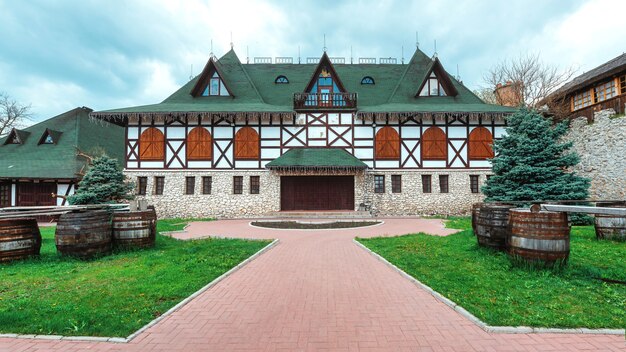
[234,127,259,160]
[187,127,212,160]
[139,127,165,161]
[468,127,494,160]
[375,127,400,160]
[421,127,447,160]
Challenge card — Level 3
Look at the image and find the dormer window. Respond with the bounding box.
[8,134,20,144]
[419,73,447,96]
[3,129,25,145]
[38,129,61,145]
[361,76,375,85]
[275,75,289,84]
[202,72,230,96]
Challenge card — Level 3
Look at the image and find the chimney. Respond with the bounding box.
[494,81,522,107]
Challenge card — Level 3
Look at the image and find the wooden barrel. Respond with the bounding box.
[471,203,482,234]
[508,209,570,265]
[0,218,42,262]
[55,210,112,259]
[594,202,626,241]
[112,208,156,249]
[475,204,515,250]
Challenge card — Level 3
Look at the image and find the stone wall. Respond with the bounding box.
[124,169,489,218]
[563,109,626,200]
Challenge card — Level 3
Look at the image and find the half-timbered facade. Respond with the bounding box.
[0,107,124,208]
[93,48,514,218]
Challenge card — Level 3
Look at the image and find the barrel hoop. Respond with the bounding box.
[509,236,570,251]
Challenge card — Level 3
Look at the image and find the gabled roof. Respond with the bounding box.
[3,128,30,145]
[190,55,235,97]
[550,53,626,99]
[93,48,515,119]
[303,52,348,93]
[0,107,125,179]
[414,57,458,97]
[265,148,368,170]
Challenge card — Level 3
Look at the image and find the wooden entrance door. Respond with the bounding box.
[17,182,56,206]
[281,176,354,211]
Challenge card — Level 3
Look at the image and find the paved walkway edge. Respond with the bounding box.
[353,239,625,336]
[0,238,280,344]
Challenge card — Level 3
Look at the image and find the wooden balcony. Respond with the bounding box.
[568,94,626,122]
[293,92,357,111]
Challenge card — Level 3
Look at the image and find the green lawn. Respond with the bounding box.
[357,217,626,329]
[0,219,271,337]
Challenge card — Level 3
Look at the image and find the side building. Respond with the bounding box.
[0,107,125,207]
[92,49,515,218]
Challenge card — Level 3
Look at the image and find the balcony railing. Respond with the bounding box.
[293,92,357,110]
[568,94,625,122]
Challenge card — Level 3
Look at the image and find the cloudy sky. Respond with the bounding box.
[1,0,625,123]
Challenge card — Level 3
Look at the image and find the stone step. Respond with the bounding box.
[267,211,372,219]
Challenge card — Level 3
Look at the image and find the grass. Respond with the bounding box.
[251,220,381,229]
[357,217,626,329]
[0,219,271,337]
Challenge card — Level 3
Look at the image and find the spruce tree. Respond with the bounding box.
[482,109,590,204]
[68,156,135,205]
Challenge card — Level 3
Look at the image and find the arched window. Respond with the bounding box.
[234,127,259,160]
[421,127,447,160]
[187,127,212,160]
[361,76,375,85]
[275,75,289,84]
[375,127,400,160]
[139,127,164,161]
[468,127,494,160]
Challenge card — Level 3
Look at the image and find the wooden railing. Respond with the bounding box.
[293,92,357,110]
[569,94,626,122]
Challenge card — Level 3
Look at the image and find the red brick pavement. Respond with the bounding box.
[1,218,624,351]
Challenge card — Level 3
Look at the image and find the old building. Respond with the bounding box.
[547,53,626,121]
[92,48,515,218]
[0,107,124,207]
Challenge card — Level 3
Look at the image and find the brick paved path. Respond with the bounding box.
[1,218,624,351]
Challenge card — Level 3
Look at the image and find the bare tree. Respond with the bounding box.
[482,53,576,108]
[473,88,498,105]
[0,92,31,136]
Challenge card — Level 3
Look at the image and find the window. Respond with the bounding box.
[250,176,260,194]
[185,177,195,195]
[620,75,626,95]
[391,175,402,193]
[202,176,212,195]
[421,175,432,193]
[361,76,375,85]
[374,175,385,193]
[0,183,11,207]
[187,127,212,160]
[419,72,447,96]
[233,176,243,194]
[421,126,447,160]
[375,126,400,159]
[4,129,22,145]
[470,175,480,193]
[139,127,165,161]
[573,90,592,110]
[275,75,289,84]
[234,127,259,160]
[468,127,494,160]
[154,176,164,195]
[439,175,449,193]
[137,177,147,195]
[44,134,54,144]
[594,80,617,103]
[202,72,230,96]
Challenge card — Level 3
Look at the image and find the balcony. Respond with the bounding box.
[293,92,357,111]
[568,94,626,122]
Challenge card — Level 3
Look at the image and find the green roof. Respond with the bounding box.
[265,148,368,170]
[0,107,125,179]
[95,48,516,116]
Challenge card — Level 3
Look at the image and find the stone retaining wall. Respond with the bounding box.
[564,109,626,200]
[124,169,490,218]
